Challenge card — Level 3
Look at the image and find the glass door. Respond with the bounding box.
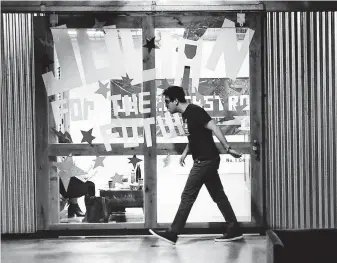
[154,14,263,229]
[34,15,152,230]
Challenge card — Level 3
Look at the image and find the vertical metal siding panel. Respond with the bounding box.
[1,13,8,233]
[271,12,276,228]
[316,12,323,229]
[26,13,35,234]
[267,12,272,227]
[6,13,13,233]
[27,13,35,233]
[333,12,337,229]
[14,13,21,232]
[296,12,304,229]
[270,13,275,228]
[301,12,308,229]
[265,11,337,229]
[267,13,275,227]
[328,11,335,229]
[30,14,36,234]
[278,12,287,229]
[331,12,337,230]
[266,13,271,226]
[272,12,281,228]
[289,12,297,229]
[264,12,269,226]
[296,12,303,229]
[20,13,26,232]
[8,13,14,233]
[302,12,311,229]
[308,12,316,229]
[270,13,274,227]
[321,12,328,228]
[285,12,293,228]
[332,12,337,229]
[309,11,317,229]
[1,14,3,232]
[5,13,10,233]
[18,13,24,232]
[284,12,290,228]
[2,13,6,233]
[326,11,333,229]
[31,14,36,234]
[1,13,36,234]
[279,12,284,228]
[12,13,18,233]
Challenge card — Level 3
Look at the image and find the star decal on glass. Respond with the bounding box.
[92,18,106,34]
[128,155,143,169]
[54,155,74,172]
[93,156,106,169]
[158,78,171,90]
[95,81,110,98]
[58,171,73,192]
[81,128,96,145]
[54,156,87,191]
[51,128,73,143]
[110,172,124,185]
[121,73,133,89]
[234,101,249,116]
[143,37,159,53]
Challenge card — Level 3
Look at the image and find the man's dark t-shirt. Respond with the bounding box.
[182,104,220,160]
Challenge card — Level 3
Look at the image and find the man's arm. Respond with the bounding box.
[205,120,230,150]
[182,143,189,156]
[205,119,242,158]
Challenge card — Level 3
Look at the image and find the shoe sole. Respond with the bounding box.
[149,229,176,245]
[214,235,243,242]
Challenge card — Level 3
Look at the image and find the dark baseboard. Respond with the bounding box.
[2,226,264,240]
[267,229,337,263]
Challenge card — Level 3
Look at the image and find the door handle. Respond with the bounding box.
[252,140,260,160]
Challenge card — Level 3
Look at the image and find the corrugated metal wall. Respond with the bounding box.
[1,13,36,233]
[265,11,337,229]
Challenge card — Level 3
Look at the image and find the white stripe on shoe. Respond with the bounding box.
[149,229,176,245]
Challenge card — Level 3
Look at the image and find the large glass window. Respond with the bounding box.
[42,14,260,228]
[50,28,146,224]
[154,25,252,223]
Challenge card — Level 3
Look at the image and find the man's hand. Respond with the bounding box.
[205,120,242,159]
[179,154,187,166]
[228,148,242,158]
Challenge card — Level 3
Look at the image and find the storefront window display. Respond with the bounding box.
[40,14,258,227]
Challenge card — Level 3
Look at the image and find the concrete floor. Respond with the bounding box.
[1,235,266,263]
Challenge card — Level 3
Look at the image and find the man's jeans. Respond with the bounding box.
[171,157,238,234]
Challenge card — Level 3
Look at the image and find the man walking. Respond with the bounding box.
[150,86,243,244]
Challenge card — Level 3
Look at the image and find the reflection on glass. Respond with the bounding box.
[155,27,250,143]
[50,28,145,145]
[157,154,251,223]
[55,156,144,224]
[49,28,147,224]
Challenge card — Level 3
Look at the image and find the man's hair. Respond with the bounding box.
[162,86,187,103]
